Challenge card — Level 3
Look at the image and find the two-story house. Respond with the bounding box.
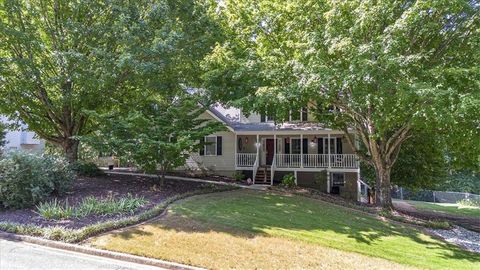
[184,104,368,201]
[0,116,44,152]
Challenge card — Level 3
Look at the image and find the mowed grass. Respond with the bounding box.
[399,199,480,218]
[89,190,480,270]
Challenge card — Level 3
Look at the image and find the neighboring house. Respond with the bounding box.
[0,116,44,152]
[184,104,369,202]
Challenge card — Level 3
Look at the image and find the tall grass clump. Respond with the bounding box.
[36,194,148,220]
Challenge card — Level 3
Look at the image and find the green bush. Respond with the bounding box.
[44,156,76,195]
[72,160,104,177]
[458,198,480,207]
[0,152,74,209]
[282,174,296,188]
[232,171,245,181]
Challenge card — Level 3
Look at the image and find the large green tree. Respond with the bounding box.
[202,0,480,208]
[86,93,223,185]
[0,0,220,162]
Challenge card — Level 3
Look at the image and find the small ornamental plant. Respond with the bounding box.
[282,174,296,188]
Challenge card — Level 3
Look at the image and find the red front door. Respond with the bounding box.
[266,139,274,165]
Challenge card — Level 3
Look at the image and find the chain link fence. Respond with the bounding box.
[392,187,480,204]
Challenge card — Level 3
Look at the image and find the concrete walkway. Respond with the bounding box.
[0,239,166,270]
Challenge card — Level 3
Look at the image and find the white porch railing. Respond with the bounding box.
[303,154,329,167]
[236,153,257,167]
[273,154,358,169]
[329,154,359,168]
[275,154,302,168]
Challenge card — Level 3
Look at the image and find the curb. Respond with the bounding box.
[104,170,269,190]
[0,231,204,270]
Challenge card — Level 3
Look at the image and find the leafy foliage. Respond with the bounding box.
[232,171,245,181]
[85,93,224,184]
[282,173,296,188]
[202,0,480,207]
[438,171,480,194]
[0,122,6,150]
[0,0,221,161]
[0,152,75,208]
[72,161,104,177]
[36,194,148,220]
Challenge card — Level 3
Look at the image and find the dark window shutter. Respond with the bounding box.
[216,136,222,155]
[260,113,266,122]
[318,138,323,154]
[302,138,308,154]
[302,107,308,122]
[199,137,205,156]
[284,139,290,154]
[336,137,342,154]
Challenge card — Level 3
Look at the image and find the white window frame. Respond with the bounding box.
[260,112,274,123]
[290,137,301,154]
[323,137,337,154]
[289,107,307,122]
[204,136,218,156]
[332,172,345,187]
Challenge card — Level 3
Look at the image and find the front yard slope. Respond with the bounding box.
[89,190,480,270]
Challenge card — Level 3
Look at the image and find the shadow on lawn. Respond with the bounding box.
[113,190,480,264]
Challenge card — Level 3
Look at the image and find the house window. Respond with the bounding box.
[289,107,308,122]
[332,173,345,187]
[291,138,301,154]
[204,136,217,156]
[260,112,275,122]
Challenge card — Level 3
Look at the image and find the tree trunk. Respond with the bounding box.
[63,138,79,163]
[375,166,393,209]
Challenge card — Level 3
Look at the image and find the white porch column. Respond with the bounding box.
[272,134,277,185]
[300,134,304,168]
[327,134,331,168]
[234,134,237,168]
[294,170,298,185]
[326,170,330,193]
[256,134,260,162]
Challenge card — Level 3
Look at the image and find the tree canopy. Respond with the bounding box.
[0,0,221,161]
[84,92,224,184]
[202,0,480,208]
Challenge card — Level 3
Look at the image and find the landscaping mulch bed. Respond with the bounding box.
[394,201,480,232]
[0,174,210,229]
[110,168,252,186]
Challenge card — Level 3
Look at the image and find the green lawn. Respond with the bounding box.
[90,190,480,270]
[397,199,480,218]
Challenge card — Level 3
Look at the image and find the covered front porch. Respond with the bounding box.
[235,132,359,171]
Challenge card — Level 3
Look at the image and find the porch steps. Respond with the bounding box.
[255,166,271,183]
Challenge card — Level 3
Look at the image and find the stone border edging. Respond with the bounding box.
[104,171,269,190]
[0,231,205,270]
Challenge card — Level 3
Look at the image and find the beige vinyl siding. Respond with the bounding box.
[183,111,236,174]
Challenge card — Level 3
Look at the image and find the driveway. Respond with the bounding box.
[0,239,166,270]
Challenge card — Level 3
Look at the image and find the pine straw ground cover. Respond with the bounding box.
[88,189,480,270]
[0,174,235,242]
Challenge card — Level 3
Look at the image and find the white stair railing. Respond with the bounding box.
[270,154,276,185]
[357,179,370,203]
[252,151,260,184]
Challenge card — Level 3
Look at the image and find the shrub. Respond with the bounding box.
[44,155,76,195]
[232,171,245,181]
[0,152,74,209]
[72,160,104,177]
[457,198,480,207]
[282,174,296,188]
